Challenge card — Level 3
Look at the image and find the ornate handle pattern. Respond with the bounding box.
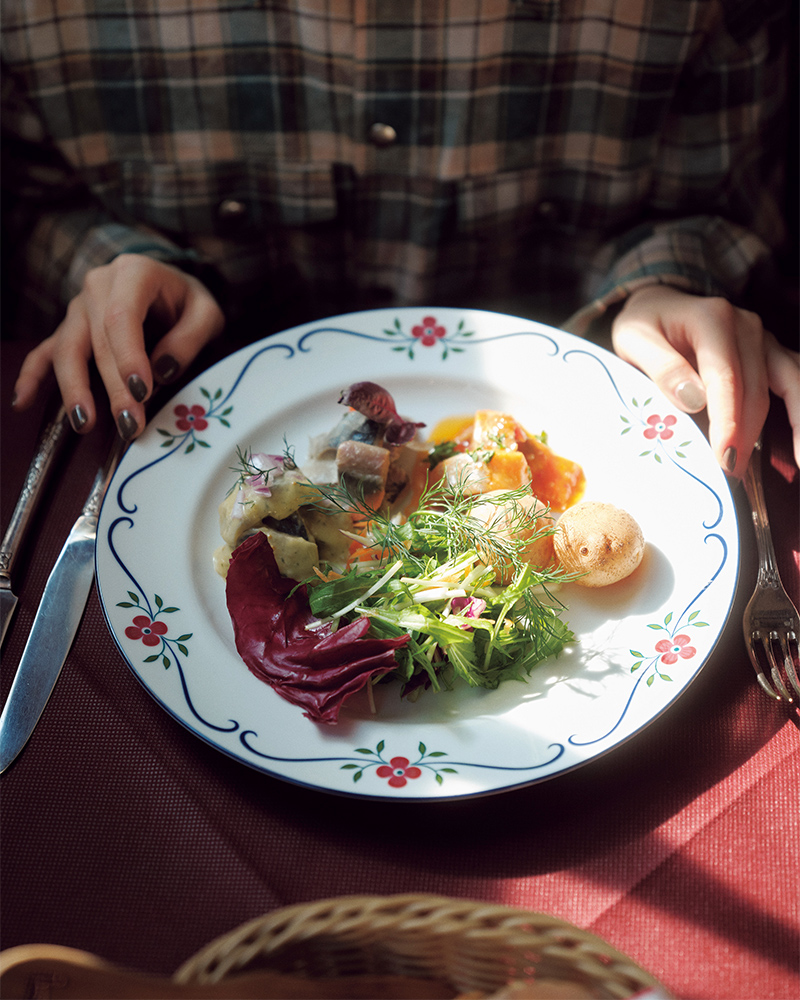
[82,436,129,523]
[743,439,781,590]
[0,408,71,580]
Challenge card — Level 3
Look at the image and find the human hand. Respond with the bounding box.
[12,254,225,440]
[611,284,800,477]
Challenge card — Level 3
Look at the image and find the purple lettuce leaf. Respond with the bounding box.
[226,532,408,723]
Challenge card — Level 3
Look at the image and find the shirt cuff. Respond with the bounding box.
[565,215,773,336]
[64,223,228,311]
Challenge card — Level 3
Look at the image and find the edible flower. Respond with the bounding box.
[450,595,487,628]
[230,453,284,519]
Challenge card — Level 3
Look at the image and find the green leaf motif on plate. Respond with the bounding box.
[116,591,192,668]
[381,315,474,361]
[156,388,233,453]
[342,740,456,789]
[620,398,692,465]
[630,609,711,686]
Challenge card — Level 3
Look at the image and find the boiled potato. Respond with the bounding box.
[470,490,554,583]
[554,501,644,587]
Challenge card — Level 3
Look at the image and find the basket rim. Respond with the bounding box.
[173,893,672,997]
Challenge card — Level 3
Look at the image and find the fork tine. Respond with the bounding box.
[776,630,800,699]
[747,631,782,700]
[766,635,793,702]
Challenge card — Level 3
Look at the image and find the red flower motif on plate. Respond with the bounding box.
[175,404,208,432]
[643,414,677,441]
[411,316,446,347]
[655,634,696,665]
[376,756,422,788]
[125,615,169,647]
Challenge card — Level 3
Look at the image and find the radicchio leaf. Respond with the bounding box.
[226,532,409,723]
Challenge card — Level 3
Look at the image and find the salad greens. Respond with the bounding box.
[222,382,583,723]
[302,478,576,697]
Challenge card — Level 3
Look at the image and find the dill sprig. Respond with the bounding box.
[307,475,558,580]
[226,441,301,499]
[300,475,576,695]
[225,446,266,497]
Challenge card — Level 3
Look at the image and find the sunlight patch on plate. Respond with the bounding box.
[97,308,738,799]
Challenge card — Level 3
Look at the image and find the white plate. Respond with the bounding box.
[96,308,739,799]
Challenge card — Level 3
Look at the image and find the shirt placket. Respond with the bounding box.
[352,0,417,176]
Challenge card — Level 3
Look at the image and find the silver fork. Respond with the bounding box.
[741,439,800,703]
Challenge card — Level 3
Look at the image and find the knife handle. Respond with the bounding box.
[0,407,71,582]
[82,435,129,521]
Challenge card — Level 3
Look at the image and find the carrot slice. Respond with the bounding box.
[471,410,521,450]
[518,437,585,512]
[485,450,532,491]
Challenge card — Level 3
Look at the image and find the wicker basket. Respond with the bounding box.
[173,894,672,999]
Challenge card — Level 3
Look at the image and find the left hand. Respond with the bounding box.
[12,255,225,440]
[611,284,800,477]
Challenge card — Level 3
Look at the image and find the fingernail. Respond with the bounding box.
[117,409,138,440]
[676,380,706,412]
[153,354,179,383]
[127,374,148,402]
[723,446,737,473]
[10,392,18,408]
[70,404,88,432]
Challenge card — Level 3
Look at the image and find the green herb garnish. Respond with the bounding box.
[303,478,576,696]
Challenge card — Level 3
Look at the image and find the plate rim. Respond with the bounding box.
[95,306,740,800]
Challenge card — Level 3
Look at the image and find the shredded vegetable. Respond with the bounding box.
[303,478,576,698]
[221,387,584,722]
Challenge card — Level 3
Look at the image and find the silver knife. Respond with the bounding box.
[0,406,71,646]
[0,435,127,772]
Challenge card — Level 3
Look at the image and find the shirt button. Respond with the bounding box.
[368,122,397,147]
[218,198,248,221]
[535,200,561,222]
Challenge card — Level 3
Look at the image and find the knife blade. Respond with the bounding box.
[0,406,71,646]
[0,436,127,772]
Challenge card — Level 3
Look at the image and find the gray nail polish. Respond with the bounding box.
[117,409,138,440]
[676,380,706,412]
[723,446,737,473]
[153,354,179,383]
[70,404,88,432]
[128,373,148,402]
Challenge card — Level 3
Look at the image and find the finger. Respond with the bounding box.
[765,335,800,467]
[81,283,147,441]
[19,308,98,433]
[693,304,768,477]
[613,289,769,476]
[150,277,225,385]
[612,303,708,414]
[90,327,147,440]
[12,337,58,411]
[92,256,161,405]
[91,344,146,440]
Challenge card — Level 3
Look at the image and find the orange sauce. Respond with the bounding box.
[424,411,584,513]
[428,414,474,444]
[517,436,585,512]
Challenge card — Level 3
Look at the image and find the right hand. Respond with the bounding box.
[12,254,225,439]
[611,285,800,477]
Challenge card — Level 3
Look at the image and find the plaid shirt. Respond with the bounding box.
[1,0,789,336]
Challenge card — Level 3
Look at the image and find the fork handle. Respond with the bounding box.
[743,440,781,590]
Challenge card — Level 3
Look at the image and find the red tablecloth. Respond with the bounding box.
[1,336,798,1000]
